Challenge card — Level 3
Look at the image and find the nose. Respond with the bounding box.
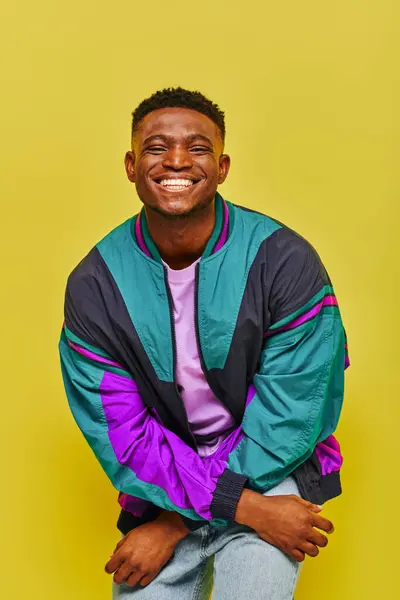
[162,146,193,171]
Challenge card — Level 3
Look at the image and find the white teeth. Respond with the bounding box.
[159,178,195,188]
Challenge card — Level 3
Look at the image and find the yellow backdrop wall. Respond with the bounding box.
[1,1,398,598]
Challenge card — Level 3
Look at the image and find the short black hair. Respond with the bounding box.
[131,87,226,142]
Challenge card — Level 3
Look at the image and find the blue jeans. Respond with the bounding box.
[112,477,302,600]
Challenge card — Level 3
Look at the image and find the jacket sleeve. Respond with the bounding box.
[59,276,247,522]
[210,234,349,516]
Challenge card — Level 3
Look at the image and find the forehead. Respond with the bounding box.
[136,107,221,142]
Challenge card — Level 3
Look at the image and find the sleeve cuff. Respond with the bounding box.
[210,469,248,521]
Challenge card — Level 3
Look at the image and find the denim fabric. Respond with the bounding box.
[112,477,302,600]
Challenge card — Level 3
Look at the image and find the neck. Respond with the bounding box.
[144,200,216,270]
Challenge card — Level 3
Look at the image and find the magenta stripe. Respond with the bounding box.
[135,213,151,258]
[265,295,338,338]
[118,493,149,517]
[66,338,126,370]
[315,435,343,476]
[100,370,228,519]
[213,201,229,253]
[345,354,350,369]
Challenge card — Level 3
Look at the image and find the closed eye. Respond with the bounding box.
[190,146,212,153]
[145,146,167,153]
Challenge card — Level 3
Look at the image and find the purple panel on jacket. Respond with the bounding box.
[118,493,149,517]
[99,370,229,520]
[315,435,343,476]
[117,385,257,519]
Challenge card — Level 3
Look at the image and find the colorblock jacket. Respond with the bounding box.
[59,192,349,533]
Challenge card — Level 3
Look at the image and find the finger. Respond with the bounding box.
[291,549,305,562]
[307,529,328,548]
[113,562,137,585]
[112,537,127,555]
[105,552,125,574]
[126,569,144,588]
[300,541,319,558]
[311,513,335,534]
[139,570,158,587]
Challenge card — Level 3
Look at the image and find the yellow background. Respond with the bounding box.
[1,1,398,598]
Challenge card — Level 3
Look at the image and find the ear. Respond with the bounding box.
[218,153,231,185]
[125,151,136,183]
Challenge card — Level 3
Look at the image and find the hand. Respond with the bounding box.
[105,511,190,587]
[235,490,334,562]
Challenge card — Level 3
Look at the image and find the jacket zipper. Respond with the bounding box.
[194,263,236,421]
[163,265,198,451]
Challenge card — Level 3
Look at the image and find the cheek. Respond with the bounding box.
[199,157,219,179]
[136,157,157,177]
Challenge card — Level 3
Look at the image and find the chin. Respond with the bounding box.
[152,203,196,219]
[139,185,215,219]
[144,194,202,218]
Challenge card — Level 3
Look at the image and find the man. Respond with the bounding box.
[59,87,349,599]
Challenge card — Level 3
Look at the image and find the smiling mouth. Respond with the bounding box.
[153,178,201,192]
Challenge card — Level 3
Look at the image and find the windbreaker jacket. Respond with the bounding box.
[59,193,350,533]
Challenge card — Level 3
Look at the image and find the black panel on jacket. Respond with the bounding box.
[64,246,196,449]
[263,227,332,324]
[206,225,331,423]
[291,450,342,505]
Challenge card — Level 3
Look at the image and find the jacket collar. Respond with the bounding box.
[133,192,231,263]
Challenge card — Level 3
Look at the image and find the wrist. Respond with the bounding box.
[155,511,190,543]
[235,488,269,528]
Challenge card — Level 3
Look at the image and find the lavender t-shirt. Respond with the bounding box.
[163,258,236,457]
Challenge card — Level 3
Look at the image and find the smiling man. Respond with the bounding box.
[59,87,349,599]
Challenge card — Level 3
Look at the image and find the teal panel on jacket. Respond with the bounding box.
[227,311,345,491]
[228,437,313,493]
[59,332,200,520]
[96,218,173,382]
[198,203,282,371]
[316,320,346,440]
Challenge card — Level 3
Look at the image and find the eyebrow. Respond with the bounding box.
[142,133,214,146]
